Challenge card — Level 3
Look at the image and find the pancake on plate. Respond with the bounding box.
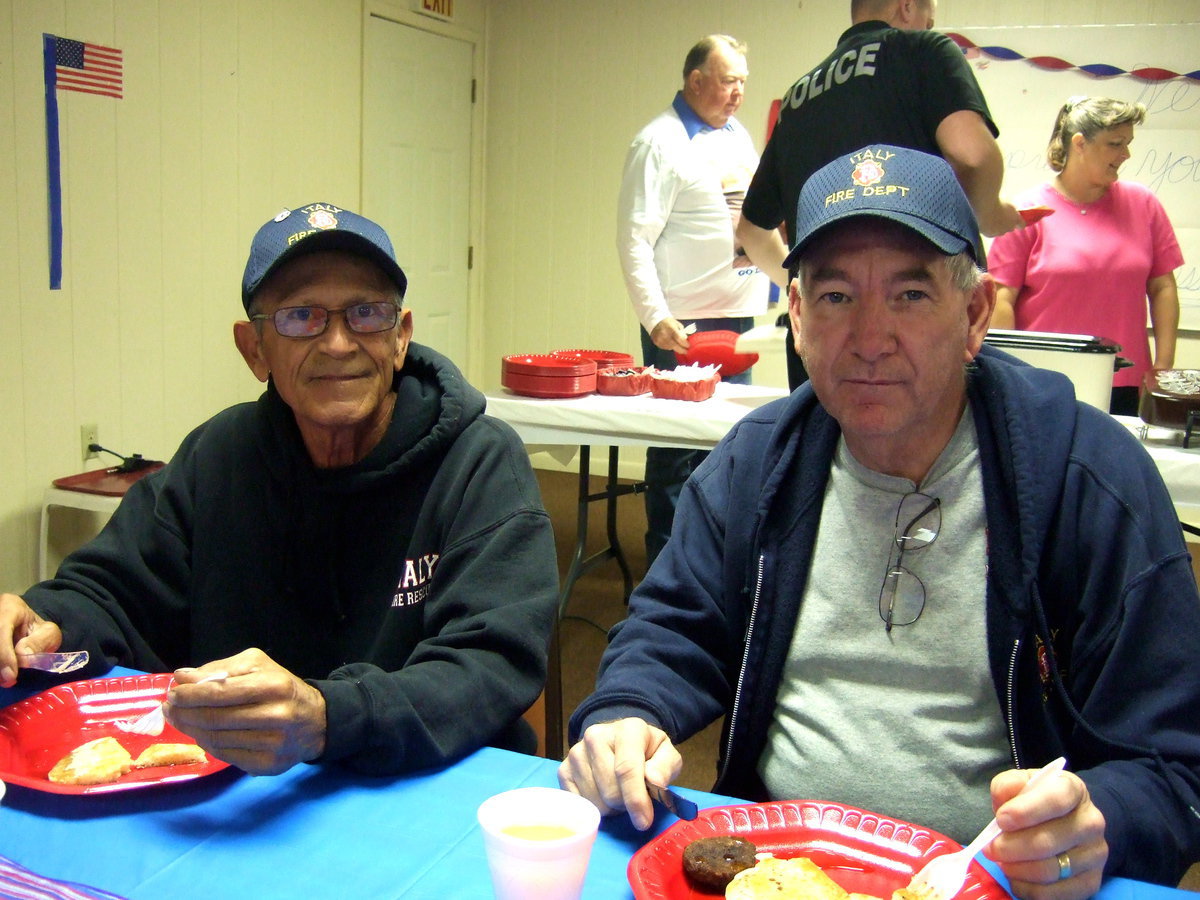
[723,854,928,900]
[726,856,846,899]
[47,736,133,785]
[133,742,207,769]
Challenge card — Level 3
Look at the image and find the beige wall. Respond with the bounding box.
[478,0,1200,392]
[2,0,398,584]
[479,0,1200,479]
[3,0,1198,588]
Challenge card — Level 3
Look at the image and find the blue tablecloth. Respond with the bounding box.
[0,672,1191,899]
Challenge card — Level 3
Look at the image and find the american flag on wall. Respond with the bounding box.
[41,34,124,289]
[51,36,123,98]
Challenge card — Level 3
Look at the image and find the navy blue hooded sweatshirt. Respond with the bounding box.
[29,343,558,775]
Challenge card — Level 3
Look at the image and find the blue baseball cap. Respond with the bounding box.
[240,203,408,311]
[782,145,986,272]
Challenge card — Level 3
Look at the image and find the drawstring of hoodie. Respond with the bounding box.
[1028,581,1199,826]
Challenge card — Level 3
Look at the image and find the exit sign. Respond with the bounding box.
[414,0,454,21]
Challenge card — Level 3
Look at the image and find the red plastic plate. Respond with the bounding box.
[551,349,637,369]
[628,800,1008,899]
[502,354,597,377]
[501,370,597,398]
[1018,206,1054,225]
[0,674,230,794]
[674,331,758,378]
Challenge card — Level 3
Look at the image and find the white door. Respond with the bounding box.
[363,15,473,362]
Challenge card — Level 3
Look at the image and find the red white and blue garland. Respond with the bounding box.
[947,32,1200,83]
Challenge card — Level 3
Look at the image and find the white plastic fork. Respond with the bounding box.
[114,671,228,736]
[905,757,1067,900]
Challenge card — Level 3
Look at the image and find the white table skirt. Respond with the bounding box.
[1113,416,1200,515]
[486,393,1200,517]
[485,382,789,451]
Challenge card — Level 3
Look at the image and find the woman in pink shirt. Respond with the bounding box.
[988,97,1183,415]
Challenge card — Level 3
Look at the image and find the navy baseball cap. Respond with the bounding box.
[782,145,986,272]
[240,203,408,311]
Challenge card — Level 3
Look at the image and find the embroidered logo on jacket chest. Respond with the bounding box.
[391,553,440,607]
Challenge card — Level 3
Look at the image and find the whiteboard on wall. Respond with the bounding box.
[947,24,1199,329]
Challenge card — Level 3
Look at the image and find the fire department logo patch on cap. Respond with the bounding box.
[852,159,884,187]
[307,209,339,230]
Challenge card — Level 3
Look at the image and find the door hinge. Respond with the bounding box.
[471,78,476,103]
[468,245,474,269]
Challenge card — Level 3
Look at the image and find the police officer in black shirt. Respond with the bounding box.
[737,0,1023,388]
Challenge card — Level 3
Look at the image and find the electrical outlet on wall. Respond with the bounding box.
[81,424,99,465]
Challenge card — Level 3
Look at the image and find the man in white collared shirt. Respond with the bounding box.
[617,34,769,564]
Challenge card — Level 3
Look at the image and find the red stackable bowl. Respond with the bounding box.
[596,365,652,396]
[650,371,720,402]
[673,331,758,378]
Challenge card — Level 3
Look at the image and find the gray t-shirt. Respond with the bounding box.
[757,408,1010,841]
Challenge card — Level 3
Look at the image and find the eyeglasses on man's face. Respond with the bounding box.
[879,492,941,632]
[251,301,400,338]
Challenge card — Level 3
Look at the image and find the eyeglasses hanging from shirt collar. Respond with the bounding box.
[879,492,941,633]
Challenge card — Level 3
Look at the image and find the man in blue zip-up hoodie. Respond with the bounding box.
[561,147,1200,895]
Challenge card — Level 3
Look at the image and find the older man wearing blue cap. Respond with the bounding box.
[1,202,558,778]
[560,147,1200,897]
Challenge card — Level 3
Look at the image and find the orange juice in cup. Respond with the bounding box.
[477,787,601,900]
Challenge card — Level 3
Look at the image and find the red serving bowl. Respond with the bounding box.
[674,331,758,378]
[501,354,597,398]
[597,366,653,396]
[650,370,720,402]
[551,349,637,369]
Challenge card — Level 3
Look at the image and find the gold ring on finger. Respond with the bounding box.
[1056,851,1072,881]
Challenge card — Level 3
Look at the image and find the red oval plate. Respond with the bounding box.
[628,799,1008,899]
[1018,206,1054,225]
[502,354,597,377]
[551,349,637,369]
[674,331,758,378]
[0,674,230,794]
[501,370,597,398]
